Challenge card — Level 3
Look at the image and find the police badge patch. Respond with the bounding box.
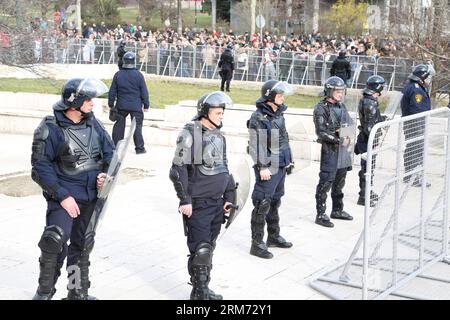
[415,94,423,103]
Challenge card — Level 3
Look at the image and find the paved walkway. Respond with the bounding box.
[0,133,448,300]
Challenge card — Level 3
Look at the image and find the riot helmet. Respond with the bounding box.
[260,80,293,104]
[411,64,434,81]
[54,78,108,112]
[364,75,385,95]
[323,76,346,99]
[194,91,233,129]
[122,51,136,69]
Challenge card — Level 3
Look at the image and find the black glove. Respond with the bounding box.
[109,107,118,122]
[286,162,295,175]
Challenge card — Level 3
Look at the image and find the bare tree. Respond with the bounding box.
[177,0,182,34]
[138,0,177,25]
[312,0,319,34]
[388,0,449,100]
[212,0,217,31]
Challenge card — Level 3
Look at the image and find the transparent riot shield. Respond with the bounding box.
[224,155,252,229]
[383,91,403,120]
[218,154,252,240]
[337,93,359,169]
[84,118,137,239]
[287,119,312,175]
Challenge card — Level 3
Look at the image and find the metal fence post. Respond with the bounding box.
[419,115,430,268]
[444,111,450,262]
[393,121,404,285]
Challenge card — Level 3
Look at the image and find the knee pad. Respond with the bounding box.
[192,242,212,267]
[271,199,281,209]
[335,175,346,191]
[256,199,271,216]
[82,236,95,255]
[38,225,65,254]
[317,181,332,195]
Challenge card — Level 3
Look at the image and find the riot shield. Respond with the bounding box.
[84,118,137,239]
[219,154,252,238]
[337,93,359,169]
[383,91,403,120]
[287,119,312,175]
[224,154,252,229]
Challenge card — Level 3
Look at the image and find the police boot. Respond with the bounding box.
[266,200,292,248]
[357,191,379,207]
[412,176,431,188]
[330,172,353,221]
[357,170,378,207]
[250,199,273,259]
[330,198,353,221]
[190,243,221,300]
[188,252,222,300]
[66,239,97,300]
[330,196,353,221]
[315,182,334,228]
[32,226,65,300]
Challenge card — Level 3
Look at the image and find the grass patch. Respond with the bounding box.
[0,78,321,109]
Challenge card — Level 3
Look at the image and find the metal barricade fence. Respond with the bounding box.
[310,107,450,300]
[40,37,416,90]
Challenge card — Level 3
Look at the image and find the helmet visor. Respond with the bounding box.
[271,81,294,97]
[77,78,109,99]
[203,91,233,109]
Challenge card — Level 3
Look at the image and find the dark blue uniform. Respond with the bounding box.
[330,56,351,86]
[108,67,149,153]
[218,48,234,92]
[248,99,292,203]
[313,99,353,222]
[31,109,114,298]
[401,78,431,184]
[355,94,385,205]
[247,98,293,258]
[169,121,235,300]
[170,122,235,251]
[401,79,431,117]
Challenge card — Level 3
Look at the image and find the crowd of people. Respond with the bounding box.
[21,18,418,91]
[26,13,417,62]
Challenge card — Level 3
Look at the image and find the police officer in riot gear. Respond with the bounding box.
[109,51,150,154]
[355,75,387,206]
[218,44,235,92]
[169,92,237,300]
[330,50,352,86]
[31,78,114,300]
[401,64,434,187]
[247,80,294,259]
[313,76,354,228]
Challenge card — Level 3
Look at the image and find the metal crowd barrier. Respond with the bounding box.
[33,37,416,91]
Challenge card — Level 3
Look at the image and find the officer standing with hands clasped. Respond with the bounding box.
[247,80,294,259]
[31,78,114,300]
[169,91,237,300]
[109,51,150,154]
[313,76,354,228]
[218,43,235,92]
[330,50,352,86]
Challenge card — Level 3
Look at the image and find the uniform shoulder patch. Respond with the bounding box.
[415,83,420,88]
[415,94,423,103]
